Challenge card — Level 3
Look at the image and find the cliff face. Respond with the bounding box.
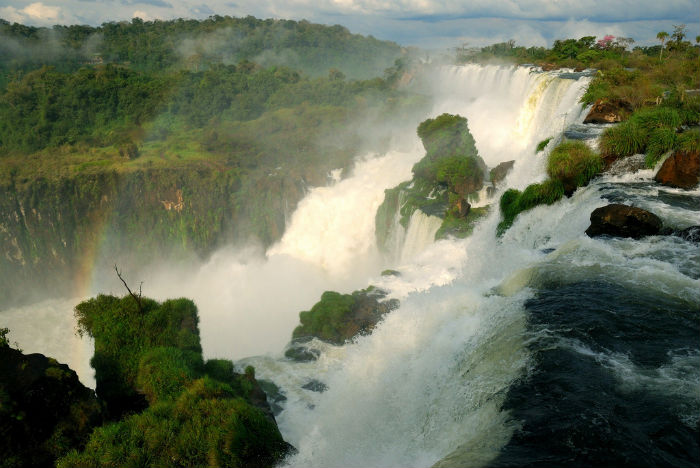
[0,165,308,307]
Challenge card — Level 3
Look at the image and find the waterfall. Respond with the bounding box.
[4,63,696,467]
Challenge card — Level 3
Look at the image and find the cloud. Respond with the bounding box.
[0,0,697,49]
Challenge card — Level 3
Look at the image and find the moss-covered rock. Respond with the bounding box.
[292,287,399,345]
[66,294,291,467]
[1,337,103,468]
[375,113,488,250]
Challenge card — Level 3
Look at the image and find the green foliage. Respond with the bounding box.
[293,291,357,343]
[536,137,552,153]
[0,327,9,348]
[546,140,603,192]
[435,206,489,240]
[645,127,677,167]
[599,120,648,159]
[416,113,479,163]
[675,129,700,153]
[497,180,565,236]
[136,347,203,404]
[292,287,396,345]
[628,107,681,129]
[58,377,288,468]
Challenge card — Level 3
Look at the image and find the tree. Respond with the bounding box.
[656,31,669,59]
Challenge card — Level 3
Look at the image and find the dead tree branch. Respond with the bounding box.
[115,264,143,313]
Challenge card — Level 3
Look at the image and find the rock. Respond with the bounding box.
[606,154,647,175]
[653,150,700,189]
[674,225,700,242]
[583,99,632,124]
[284,344,321,362]
[490,160,515,185]
[585,204,662,239]
[455,198,471,218]
[301,379,328,393]
[0,345,103,467]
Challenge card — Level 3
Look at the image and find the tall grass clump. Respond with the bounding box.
[599,120,647,160]
[629,107,681,129]
[547,140,603,193]
[675,129,700,153]
[536,137,553,153]
[645,127,677,167]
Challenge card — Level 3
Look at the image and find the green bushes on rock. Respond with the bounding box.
[645,127,678,167]
[546,140,603,194]
[435,206,490,240]
[497,180,565,236]
[64,294,290,468]
[292,287,399,345]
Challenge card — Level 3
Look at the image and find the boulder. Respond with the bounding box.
[653,150,700,189]
[585,204,662,239]
[583,99,632,124]
[490,160,515,185]
[0,345,103,467]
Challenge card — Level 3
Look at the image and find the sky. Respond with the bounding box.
[1,0,699,49]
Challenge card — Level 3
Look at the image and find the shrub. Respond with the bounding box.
[599,120,647,159]
[547,140,603,193]
[645,127,677,167]
[536,137,553,153]
[136,347,203,404]
[497,180,565,236]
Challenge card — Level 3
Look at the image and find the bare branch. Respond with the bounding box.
[114,264,143,313]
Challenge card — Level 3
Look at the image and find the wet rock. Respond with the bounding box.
[455,198,471,218]
[258,379,287,416]
[301,379,328,393]
[585,204,662,239]
[490,160,515,185]
[653,150,700,189]
[0,346,104,467]
[583,99,632,124]
[284,340,321,362]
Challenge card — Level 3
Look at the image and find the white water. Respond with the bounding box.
[7,64,696,467]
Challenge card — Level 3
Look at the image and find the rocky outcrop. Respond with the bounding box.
[490,160,515,185]
[292,287,400,345]
[583,99,632,124]
[0,344,103,468]
[585,204,662,239]
[653,149,700,189]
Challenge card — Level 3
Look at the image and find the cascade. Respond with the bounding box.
[3,64,697,467]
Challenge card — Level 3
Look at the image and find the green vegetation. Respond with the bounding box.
[63,294,290,467]
[498,140,604,235]
[599,105,697,168]
[546,141,603,194]
[375,113,488,250]
[292,287,399,345]
[435,206,490,240]
[536,137,553,153]
[497,180,565,236]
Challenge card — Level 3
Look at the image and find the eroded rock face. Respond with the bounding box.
[490,160,515,185]
[585,204,662,239]
[0,346,103,468]
[654,150,700,189]
[583,99,632,124]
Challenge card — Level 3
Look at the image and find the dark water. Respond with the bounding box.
[489,280,699,468]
